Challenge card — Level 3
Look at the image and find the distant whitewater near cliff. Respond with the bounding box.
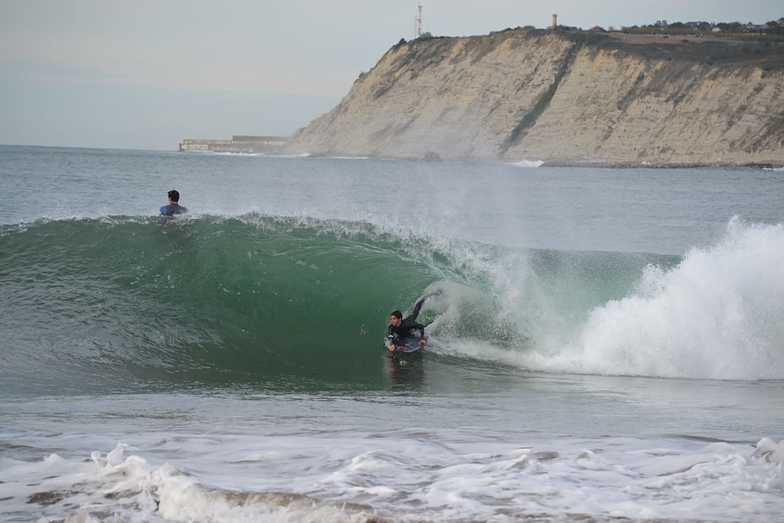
[287,29,784,166]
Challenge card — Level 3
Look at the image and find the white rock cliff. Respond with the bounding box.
[288,29,784,166]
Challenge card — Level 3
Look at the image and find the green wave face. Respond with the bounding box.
[0,217,445,393]
[0,216,673,394]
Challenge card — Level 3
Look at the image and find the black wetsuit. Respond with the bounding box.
[388,298,426,339]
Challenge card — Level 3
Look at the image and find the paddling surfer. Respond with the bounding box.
[160,190,187,217]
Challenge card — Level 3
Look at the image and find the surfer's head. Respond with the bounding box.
[167,189,180,203]
[389,310,403,327]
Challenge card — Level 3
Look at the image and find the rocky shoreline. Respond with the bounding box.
[303,151,784,169]
[538,160,784,169]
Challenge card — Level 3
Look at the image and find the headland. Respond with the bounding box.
[286,26,784,167]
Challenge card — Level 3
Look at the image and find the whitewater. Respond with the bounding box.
[1,145,783,522]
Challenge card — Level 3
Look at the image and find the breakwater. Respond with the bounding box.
[179,134,288,153]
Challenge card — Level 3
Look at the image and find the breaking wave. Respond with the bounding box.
[1,215,782,393]
[449,218,784,379]
[4,437,783,522]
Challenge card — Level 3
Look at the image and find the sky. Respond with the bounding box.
[1,0,782,150]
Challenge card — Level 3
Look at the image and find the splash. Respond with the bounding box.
[434,219,784,379]
[3,438,782,522]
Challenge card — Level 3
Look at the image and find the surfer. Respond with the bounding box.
[387,296,428,350]
[160,190,187,217]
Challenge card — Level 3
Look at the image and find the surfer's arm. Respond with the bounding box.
[414,323,427,347]
[409,297,426,321]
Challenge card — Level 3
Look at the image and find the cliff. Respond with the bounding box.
[287,29,784,166]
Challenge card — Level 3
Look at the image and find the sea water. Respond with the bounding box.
[1,145,783,522]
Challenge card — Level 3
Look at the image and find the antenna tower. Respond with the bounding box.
[415,3,423,38]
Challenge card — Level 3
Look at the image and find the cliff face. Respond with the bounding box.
[288,30,784,165]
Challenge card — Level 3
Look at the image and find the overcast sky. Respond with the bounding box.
[2,0,781,150]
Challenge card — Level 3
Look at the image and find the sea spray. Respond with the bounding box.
[394,218,784,380]
[469,218,784,379]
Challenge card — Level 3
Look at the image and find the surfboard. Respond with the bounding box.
[384,335,426,355]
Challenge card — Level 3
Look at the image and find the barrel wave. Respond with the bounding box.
[0,216,442,393]
[1,215,782,394]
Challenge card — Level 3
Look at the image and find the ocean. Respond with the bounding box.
[1,145,783,522]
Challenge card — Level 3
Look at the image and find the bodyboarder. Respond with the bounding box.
[387,296,429,351]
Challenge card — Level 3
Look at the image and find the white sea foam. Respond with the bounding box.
[552,219,784,379]
[267,152,312,159]
[429,218,784,380]
[2,444,374,523]
[209,152,263,157]
[200,151,315,159]
[508,159,545,168]
[4,437,782,522]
